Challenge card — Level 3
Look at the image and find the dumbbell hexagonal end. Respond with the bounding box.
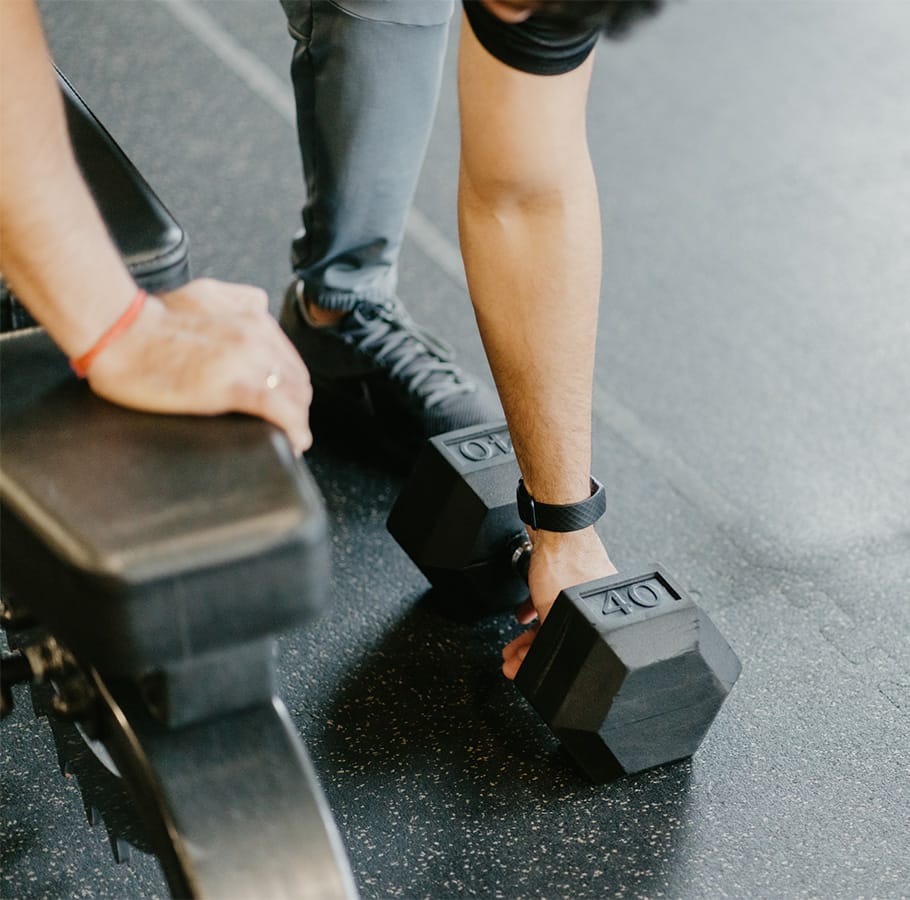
[387,422,527,612]
[515,567,741,781]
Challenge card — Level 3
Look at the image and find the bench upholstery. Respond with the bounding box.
[0,330,329,680]
[0,70,328,726]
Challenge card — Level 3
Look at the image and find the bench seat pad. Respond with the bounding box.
[0,330,329,676]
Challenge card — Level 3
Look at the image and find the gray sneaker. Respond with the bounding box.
[279,280,502,464]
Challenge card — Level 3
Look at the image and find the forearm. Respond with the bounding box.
[457,13,616,649]
[458,164,601,507]
[457,13,601,507]
[0,0,136,357]
[461,166,615,651]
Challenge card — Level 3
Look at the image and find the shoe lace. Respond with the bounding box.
[342,302,476,407]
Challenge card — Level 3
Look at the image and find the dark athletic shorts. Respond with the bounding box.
[462,1,601,76]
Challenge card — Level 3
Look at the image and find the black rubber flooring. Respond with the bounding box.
[3,2,908,898]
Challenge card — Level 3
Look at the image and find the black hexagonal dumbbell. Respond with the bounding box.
[387,421,742,781]
[514,567,741,780]
[386,421,527,613]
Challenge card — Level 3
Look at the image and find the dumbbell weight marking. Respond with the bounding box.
[450,428,513,463]
[600,578,670,614]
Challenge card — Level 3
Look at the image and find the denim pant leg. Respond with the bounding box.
[281,0,455,312]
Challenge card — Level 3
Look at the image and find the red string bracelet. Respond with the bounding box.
[70,288,148,378]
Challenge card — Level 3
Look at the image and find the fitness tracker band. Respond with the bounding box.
[516,477,606,532]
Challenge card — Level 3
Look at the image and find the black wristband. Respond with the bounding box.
[516,478,606,533]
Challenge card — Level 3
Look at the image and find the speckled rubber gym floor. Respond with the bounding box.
[3,3,907,897]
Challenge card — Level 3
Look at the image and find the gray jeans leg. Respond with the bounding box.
[281,0,454,312]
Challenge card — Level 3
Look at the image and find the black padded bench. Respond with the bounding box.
[0,71,355,898]
[0,70,328,726]
[0,329,329,724]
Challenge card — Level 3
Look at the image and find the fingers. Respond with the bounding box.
[217,316,314,454]
[235,356,313,454]
[515,596,537,625]
[168,280,313,453]
[501,626,537,681]
[503,531,618,680]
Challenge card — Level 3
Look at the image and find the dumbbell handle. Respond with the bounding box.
[507,534,533,584]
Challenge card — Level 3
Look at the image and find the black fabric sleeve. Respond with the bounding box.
[461,1,600,76]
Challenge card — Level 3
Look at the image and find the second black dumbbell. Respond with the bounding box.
[387,421,741,782]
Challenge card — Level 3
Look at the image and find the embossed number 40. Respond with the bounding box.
[601,583,662,616]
